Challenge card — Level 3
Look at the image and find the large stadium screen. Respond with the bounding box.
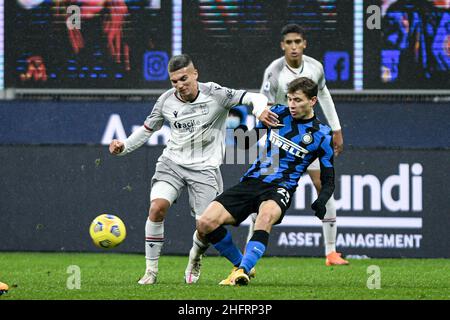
[5,1,448,91]
[364,0,449,90]
[5,0,174,89]
[183,0,355,89]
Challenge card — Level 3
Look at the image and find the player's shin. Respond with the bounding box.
[189,230,209,260]
[239,230,269,274]
[185,230,209,283]
[322,197,337,256]
[145,219,165,273]
[245,213,257,244]
[206,226,243,266]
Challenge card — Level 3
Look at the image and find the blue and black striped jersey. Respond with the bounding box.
[242,104,334,193]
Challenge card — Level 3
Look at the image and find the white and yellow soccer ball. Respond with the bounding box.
[89,214,126,249]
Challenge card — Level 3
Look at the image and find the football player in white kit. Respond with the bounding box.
[109,54,279,284]
[247,24,348,266]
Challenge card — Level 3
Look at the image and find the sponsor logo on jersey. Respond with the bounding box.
[173,119,212,133]
[173,119,202,133]
[173,110,178,118]
[269,131,309,158]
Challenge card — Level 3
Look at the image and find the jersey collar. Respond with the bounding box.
[293,114,316,124]
[174,88,201,104]
[284,58,304,75]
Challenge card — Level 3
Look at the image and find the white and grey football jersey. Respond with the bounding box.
[144,82,246,170]
[260,55,341,131]
[260,55,326,105]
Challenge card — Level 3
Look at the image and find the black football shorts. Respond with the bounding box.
[214,178,293,226]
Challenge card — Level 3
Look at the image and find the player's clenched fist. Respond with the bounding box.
[109,139,124,155]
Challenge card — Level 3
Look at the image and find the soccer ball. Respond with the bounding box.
[89,214,126,249]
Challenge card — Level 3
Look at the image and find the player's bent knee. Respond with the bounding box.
[256,211,277,227]
[197,202,227,234]
[148,199,170,222]
[197,216,216,235]
[257,201,282,228]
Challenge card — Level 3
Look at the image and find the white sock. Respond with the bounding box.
[188,230,209,262]
[145,219,164,272]
[246,213,257,244]
[322,196,337,256]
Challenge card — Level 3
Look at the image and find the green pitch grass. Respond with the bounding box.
[0,252,448,300]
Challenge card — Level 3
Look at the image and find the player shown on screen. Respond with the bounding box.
[197,77,336,286]
[381,0,449,86]
[55,0,130,71]
[246,23,348,266]
[109,54,278,285]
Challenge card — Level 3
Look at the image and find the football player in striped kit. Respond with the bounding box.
[109,54,279,284]
[197,77,336,285]
[247,23,348,266]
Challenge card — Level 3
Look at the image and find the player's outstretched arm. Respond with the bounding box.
[109,139,124,155]
[241,92,279,127]
[109,125,153,156]
[111,92,165,156]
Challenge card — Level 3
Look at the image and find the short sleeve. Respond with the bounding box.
[144,96,165,132]
[260,67,278,103]
[211,83,247,110]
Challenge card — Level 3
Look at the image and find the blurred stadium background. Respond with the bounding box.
[0,0,449,263]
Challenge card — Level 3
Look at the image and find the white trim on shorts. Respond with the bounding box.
[150,180,180,206]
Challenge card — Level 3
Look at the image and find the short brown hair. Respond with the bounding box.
[287,77,318,99]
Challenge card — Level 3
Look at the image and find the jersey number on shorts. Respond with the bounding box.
[277,188,290,206]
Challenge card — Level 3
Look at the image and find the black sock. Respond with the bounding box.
[205,225,227,244]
